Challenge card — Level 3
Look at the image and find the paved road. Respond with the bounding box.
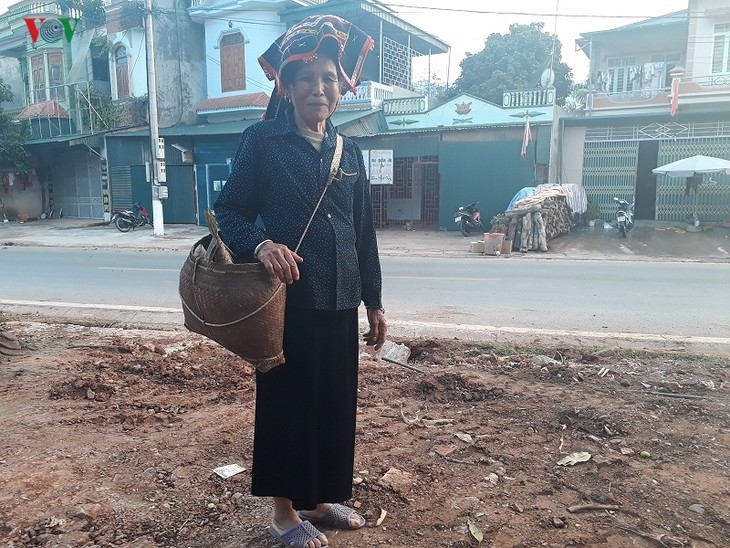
[2,247,729,355]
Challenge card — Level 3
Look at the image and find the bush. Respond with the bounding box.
[585,199,601,222]
[490,213,508,233]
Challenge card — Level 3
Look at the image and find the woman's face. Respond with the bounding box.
[287,55,340,133]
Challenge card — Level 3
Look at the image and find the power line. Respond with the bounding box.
[383,3,695,20]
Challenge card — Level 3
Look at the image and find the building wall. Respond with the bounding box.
[561,126,586,185]
[203,10,283,98]
[107,1,206,126]
[687,0,730,79]
[439,129,537,229]
[107,28,146,100]
[153,0,207,126]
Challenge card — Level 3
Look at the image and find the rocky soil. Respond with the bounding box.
[1,321,728,548]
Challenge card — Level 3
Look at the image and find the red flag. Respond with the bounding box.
[670,77,679,117]
[521,118,531,158]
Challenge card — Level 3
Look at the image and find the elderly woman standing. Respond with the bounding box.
[213,15,386,548]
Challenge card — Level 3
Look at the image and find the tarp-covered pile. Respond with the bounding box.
[505,184,586,252]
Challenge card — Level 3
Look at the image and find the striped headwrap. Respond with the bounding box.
[258,15,374,120]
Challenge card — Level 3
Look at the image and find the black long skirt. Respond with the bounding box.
[251,306,359,510]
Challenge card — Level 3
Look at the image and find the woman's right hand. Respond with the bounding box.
[256,242,303,284]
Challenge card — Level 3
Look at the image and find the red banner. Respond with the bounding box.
[670,77,679,117]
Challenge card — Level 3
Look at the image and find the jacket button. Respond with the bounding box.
[327,213,332,219]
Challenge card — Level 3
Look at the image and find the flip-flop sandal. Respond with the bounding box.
[298,503,366,529]
[269,520,328,547]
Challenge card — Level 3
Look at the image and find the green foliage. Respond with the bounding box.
[68,85,118,130]
[564,80,589,114]
[0,79,31,172]
[85,92,118,129]
[413,74,448,98]
[65,0,106,28]
[490,213,508,233]
[585,198,601,221]
[91,35,115,55]
[450,22,573,106]
[120,1,145,30]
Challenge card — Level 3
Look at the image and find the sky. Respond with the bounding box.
[0,0,689,84]
[381,0,689,84]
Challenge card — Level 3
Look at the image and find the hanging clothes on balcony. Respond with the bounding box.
[596,71,611,92]
[642,62,665,90]
[628,65,643,88]
[642,62,654,86]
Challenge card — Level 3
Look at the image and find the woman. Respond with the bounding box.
[213,15,386,548]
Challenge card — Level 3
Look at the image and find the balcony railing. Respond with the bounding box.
[0,1,82,28]
[341,81,394,107]
[687,73,730,88]
[587,73,730,111]
[17,80,141,140]
[502,89,555,108]
[382,96,428,115]
[589,88,664,104]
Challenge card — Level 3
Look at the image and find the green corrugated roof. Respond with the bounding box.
[107,119,260,138]
[25,132,106,147]
[106,110,384,138]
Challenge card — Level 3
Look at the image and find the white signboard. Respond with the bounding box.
[369,149,393,185]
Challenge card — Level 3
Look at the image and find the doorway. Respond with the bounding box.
[635,140,658,220]
[414,161,439,224]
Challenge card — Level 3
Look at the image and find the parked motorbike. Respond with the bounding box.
[455,201,484,237]
[111,201,152,232]
[613,196,634,238]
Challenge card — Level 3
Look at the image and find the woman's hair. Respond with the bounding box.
[280,38,342,90]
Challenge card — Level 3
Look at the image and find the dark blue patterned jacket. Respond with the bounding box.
[213,110,383,311]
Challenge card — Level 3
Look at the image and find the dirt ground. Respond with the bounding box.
[1,321,728,548]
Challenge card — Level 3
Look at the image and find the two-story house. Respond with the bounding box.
[0,0,206,222]
[175,0,554,229]
[561,0,730,224]
[104,0,452,226]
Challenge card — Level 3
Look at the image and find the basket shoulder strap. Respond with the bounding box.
[294,134,344,254]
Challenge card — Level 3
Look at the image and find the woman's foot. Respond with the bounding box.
[270,518,328,548]
[272,497,328,548]
[298,503,366,530]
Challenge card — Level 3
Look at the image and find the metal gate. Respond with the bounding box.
[582,141,639,220]
[657,139,730,222]
[195,163,232,226]
[583,121,730,222]
[130,164,197,224]
[53,148,103,218]
[414,161,439,224]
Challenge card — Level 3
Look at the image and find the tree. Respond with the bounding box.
[450,22,573,106]
[0,79,30,172]
[564,80,589,114]
[412,73,448,99]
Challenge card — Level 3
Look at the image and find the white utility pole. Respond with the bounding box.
[144,0,166,236]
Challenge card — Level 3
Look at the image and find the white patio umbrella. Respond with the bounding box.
[652,155,730,224]
[652,155,730,177]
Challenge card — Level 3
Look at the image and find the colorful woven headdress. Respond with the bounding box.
[258,14,374,120]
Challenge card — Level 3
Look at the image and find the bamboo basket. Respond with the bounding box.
[178,214,286,372]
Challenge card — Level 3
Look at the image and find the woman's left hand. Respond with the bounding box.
[363,308,387,350]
